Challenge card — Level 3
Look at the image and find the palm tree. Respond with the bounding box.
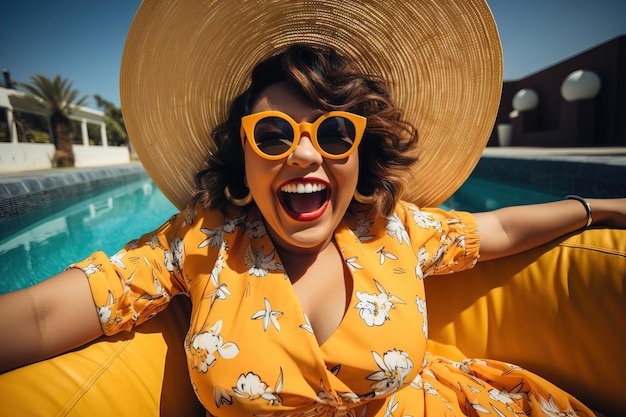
[18,74,88,167]
[93,94,128,147]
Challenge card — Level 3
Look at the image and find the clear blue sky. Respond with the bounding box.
[1,0,625,109]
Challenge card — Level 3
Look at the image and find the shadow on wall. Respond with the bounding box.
[490,35,626,148]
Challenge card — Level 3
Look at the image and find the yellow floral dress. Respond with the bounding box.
[74,201,595,416]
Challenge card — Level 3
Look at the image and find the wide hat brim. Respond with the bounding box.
[121,0,502,210]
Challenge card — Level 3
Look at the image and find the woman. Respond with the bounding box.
[1,0,624,416]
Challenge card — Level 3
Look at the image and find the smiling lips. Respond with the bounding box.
[278,179,330,221]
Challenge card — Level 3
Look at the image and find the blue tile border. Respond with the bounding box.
[0,163,148,222]
[472,156,626,198]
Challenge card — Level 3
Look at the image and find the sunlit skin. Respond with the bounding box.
[243,81,360,257]
[242,82,359,343]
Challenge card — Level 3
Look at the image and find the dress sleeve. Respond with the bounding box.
[70,204,200,335]
[400,202,480,278]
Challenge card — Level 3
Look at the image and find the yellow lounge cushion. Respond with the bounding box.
[426,228,626,416]
[1,296,204,417]
[1,229,624,417]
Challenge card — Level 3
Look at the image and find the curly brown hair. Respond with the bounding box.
[193,44,418,217]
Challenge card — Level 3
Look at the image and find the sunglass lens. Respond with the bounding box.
[253,117,294,156]
[317,117,357,156]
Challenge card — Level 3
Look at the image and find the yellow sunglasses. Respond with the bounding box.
[240,110,367,160]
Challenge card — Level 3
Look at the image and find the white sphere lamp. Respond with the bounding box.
[561,70,601,101]
[512,89,539,111]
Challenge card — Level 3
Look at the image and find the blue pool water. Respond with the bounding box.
[0,179,177,294]
[0,175,560,294]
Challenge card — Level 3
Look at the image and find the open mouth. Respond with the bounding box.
[278,180,330,221]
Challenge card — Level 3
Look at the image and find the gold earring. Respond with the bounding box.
[353,189,375,205]
[224,185,253,206]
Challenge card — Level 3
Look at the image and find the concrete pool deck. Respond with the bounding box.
[1,147,625,221]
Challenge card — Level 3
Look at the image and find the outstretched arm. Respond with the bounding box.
[474,197,626,261]
[0,268,103,373]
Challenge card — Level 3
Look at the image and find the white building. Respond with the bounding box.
[0,86,130,172]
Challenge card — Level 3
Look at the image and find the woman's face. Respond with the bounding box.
[244,81,359,254]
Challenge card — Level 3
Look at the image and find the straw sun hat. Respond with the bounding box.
[121,0,502,210]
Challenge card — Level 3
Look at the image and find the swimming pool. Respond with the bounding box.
[0,179,177,294]
[0,175,560,294]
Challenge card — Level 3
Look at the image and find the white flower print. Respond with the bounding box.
[415,296,428,338]
[340,391,361,405]
[409,373,423,390]
[222,217,242,233]
[189,320,239,373]
[245,219,266,238]
[213,386,232,408]
[423,381,439,396]
[489,388,515,404]
[132,280,167,322]
[164,237,184,274]
[198,216,243,249]
[488,389,521,416]
[140,254,151,267]
[422,368,436,379]
[300,314,314,333]
[152,270,170,300]
[385,213,411,246]
[146,234,162,250]
[244,244,284,277]
[383,393,398,417]
[419,380,454,411]
[117,265,134,292]
[453,358,488,376]
[355,280,405,327]
[98,290,114,325]
[503,362,525,375]
[539,394,578,417]
[316,378,343,408]
[446,217,462,226]
[211,252,226,286]
[495,381,526,400]
[82,262,102,277]
[97,290,121,327]
[376,246,398,265]
[366,349,413,396]
[251,298,284,331]
[465,384,481,394]
[431,243,447,267]
[205,283,231,307]
[199,226,225,249]
[233,369,283,406]
[411,207,442,230]
[415,246,429,280]
[345,256,363,272]
[136,270,170,302]
[312,379,364,417]
[471,402,491,414]
[353,218,374,241]
[109,251,126,269]
[452,233,466,249]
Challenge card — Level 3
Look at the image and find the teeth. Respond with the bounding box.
[280,183,327,194]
